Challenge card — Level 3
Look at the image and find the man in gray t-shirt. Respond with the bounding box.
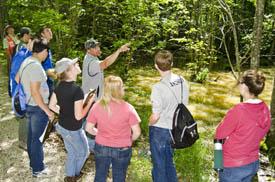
[16,39,54,177]
[82,38,130,153]
[149,50,189,182]
[82,38,130,101]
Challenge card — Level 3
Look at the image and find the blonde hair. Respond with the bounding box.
[57,65,73,81]
[100,75,124,112]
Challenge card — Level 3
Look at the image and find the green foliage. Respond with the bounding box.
[174,133,214,181]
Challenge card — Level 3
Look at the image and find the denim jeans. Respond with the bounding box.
[82,118,95,153]
[56,124,89,177]
[94,143,132,182]
[219,160,259,182]
[149,126,178,182]
[26,105,48,173]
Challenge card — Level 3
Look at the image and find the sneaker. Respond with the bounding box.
[32,168,50,178]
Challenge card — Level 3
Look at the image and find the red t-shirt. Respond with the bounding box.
[87,100,140,148]
[215,101,271,167]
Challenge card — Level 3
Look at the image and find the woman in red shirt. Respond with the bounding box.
[86,75,141,182]
[215,69,271,182]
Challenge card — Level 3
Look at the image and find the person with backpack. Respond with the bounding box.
[215,70,271,182]
[13,27,32,55]
[81,38,130,152]
[85,75,141,182]
[49,58,94,182]
[10,38,33,96]
[10,38,33,151]
[149,50,189,182]
[16,38,54,177]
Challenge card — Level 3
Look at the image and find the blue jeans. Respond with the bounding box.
[149,126,178,182]
[82,118,95,152]
[94,143,132,182]
[26,105,48,173]
[219,160,259,182]
[56,124,89,177]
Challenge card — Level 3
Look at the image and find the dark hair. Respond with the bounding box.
[240,69,265,96]
[32,39,49,53]
[19,27,31,38]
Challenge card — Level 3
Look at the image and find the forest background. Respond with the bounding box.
[0,0,275,181]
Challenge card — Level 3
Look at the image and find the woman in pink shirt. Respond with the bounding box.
[86,75,141,182]
[215,69,271,182]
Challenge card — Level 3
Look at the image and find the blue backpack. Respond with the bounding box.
[10,47,32,96]
[12,62,34,118]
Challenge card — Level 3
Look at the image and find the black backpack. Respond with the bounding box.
[162,77,199,149]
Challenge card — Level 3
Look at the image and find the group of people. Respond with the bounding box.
[2,24,271,182]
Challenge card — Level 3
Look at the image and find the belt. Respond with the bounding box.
[85,131,95,139]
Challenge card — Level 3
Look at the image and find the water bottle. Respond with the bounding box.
[214,139,224,171]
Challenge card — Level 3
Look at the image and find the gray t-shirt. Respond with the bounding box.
[19,56,49,106]
[82,54,104,100]
[150,73,189,129]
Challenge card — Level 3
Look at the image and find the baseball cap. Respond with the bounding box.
[19,27,32,38]
[55,58,79,74]
[84,38,100,49]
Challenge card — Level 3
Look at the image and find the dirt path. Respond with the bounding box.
[0,72,98,182]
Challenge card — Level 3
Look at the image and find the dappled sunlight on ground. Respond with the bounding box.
[1,66,274,181]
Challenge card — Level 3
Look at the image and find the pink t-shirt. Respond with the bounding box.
[215,102,271,167]
[87,100,141,148]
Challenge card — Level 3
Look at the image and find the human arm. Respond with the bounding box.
[99,43,130,70]
[131,124,141,141]
[48,93,60,114]
[149,85,162,125]
[30,81,54,120]
[215,107,239,139]
[74,94,95,121]
[85,122,98,135]
[149,113,160,126]
[42,51,57,80]
[15,73,19,83]
[46,69,57,80]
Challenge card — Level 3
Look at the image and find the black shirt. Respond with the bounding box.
[54,81,84,131]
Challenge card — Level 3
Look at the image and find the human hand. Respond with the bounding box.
[119,43,130,53]
[91,128,98,135]
[47,110,55,121]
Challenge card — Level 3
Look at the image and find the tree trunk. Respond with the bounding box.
[266,77,275,161]
[268,21,275,62]
[218,0,241,76]
[0,0,7,39]
[250,0,266,69]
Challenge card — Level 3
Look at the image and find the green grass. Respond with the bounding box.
[105,66,275,182]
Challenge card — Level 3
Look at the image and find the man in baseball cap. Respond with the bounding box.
[81,38,130,153]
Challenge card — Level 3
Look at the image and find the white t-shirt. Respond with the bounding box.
[150,73,189,129]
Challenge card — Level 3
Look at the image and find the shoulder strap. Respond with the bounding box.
[19,62,36,83]
[161,76,183,104]
[87,61,100,77]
